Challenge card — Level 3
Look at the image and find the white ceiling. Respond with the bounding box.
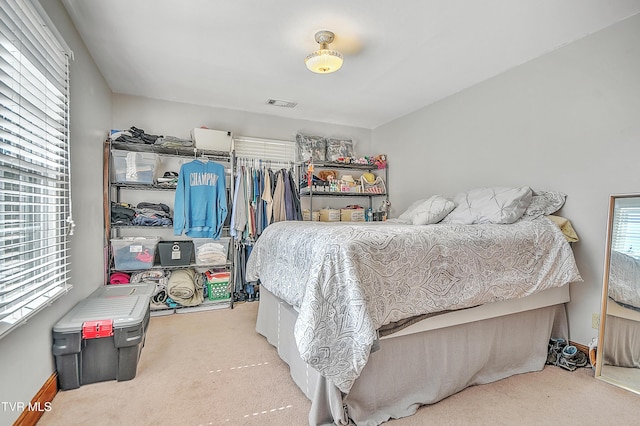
[61,0,640,130]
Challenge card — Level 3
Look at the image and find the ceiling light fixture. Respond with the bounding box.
[305,30,343,74]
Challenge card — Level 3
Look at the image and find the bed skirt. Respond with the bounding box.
[604,300,640,368]
[256,287,569,426]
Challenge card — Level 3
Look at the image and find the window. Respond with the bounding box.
[0,0,73,339]
[232,136,296,165]
[611,198,640,259]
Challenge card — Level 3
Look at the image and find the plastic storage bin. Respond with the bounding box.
[204,271,231,301]
[111,237,159,270]
[112,149,159,184]
[193,237,230,266]
[158,241,193,266]
[52,283,155,390]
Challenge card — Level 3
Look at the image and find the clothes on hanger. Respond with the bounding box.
[230,160,301,241]
[173,158,227,238]
[228,159,301,302]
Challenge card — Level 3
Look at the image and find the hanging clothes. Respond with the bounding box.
[229,167,244,238]
[272,170,286,223]
[255,168,264,235]
[245,166,255,240]
[262,168,272,228]
[174,159,227,239]
[287,170,302,221]
[230,160,301,241]
[228,160,302,302]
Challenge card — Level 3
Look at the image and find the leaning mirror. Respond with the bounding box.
[595,194,640,394]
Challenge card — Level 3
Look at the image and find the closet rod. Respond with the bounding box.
[191,147,233,162]
[236,156,293,168]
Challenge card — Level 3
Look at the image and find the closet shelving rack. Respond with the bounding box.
[298,160,389,213]
[103,139,236,315]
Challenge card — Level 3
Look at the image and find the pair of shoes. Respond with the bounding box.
[547,338,567,366]
[557,345,589,371]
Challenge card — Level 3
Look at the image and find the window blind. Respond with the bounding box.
[232,136,296,166]
[0,0,72,339]
[611,198,640,259]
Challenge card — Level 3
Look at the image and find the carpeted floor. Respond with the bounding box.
[38,301,640,426]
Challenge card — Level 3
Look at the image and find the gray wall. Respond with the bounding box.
[0,1,112,424]
[372,13,640,346]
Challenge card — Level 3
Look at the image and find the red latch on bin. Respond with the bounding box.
[82,320,114,339]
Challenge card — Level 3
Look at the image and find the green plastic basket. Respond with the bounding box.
[206,281,230,301]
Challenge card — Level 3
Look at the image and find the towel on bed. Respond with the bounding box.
[547,215,579,242]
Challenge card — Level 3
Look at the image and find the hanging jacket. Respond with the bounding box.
[230,167,245,237]
[287,169,303,220]
[262,169,273,225]
[272,170,286,222]
[283,169,294,220]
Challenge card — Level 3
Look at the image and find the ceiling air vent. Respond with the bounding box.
[266,99,297,108]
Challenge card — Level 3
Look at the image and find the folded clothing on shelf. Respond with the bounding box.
[194,238,229,266]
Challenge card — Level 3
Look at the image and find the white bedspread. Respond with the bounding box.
[246,217,582,393]
[609,250,640,310]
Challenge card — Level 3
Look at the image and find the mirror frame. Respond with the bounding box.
[595,193,640,395]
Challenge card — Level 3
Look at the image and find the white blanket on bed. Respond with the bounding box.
[246,217,582,393]
[609,250,640,310]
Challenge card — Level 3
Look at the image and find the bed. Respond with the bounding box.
[608,250,640,312]
[246,188,582,425]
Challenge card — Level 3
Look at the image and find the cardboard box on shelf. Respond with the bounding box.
[340,208,365,222]
[191,128,232,152]
[319,208,340,222]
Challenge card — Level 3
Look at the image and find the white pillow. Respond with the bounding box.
[522,189,567,219]
[410,195,455,225]
[396,198,429,223]
[442,187,532,224]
